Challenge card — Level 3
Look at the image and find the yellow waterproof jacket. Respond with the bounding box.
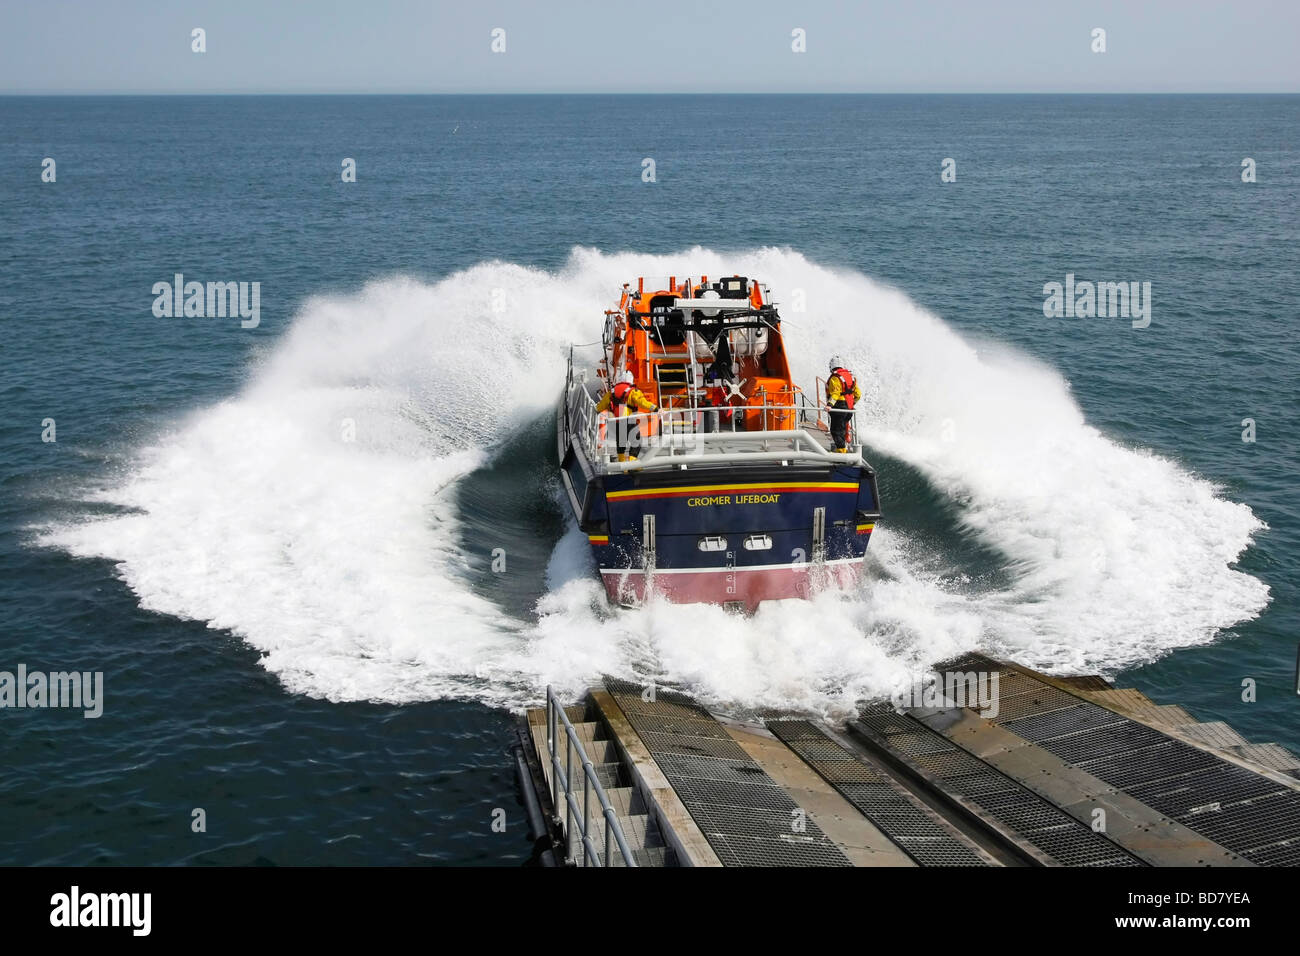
[826,371,862,404]
[597,386,657,414]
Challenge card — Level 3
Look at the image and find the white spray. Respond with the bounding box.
[42,248,1269,716]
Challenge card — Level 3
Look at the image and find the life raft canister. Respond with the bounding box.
[830,368,856,410]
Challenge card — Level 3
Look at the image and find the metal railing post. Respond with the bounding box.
[604,809,612,867]
[582,767,591,866]
[564,733,573,862]
[547,692,559,825]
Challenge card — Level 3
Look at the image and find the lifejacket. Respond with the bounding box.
[830,368,856,410]
[607,380,657,441]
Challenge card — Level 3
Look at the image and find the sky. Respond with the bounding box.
[1,0,1297,94]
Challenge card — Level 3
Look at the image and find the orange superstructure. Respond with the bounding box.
[596,275,802,434]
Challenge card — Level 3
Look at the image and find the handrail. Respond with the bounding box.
[545,686,638,867]
[599,428,861,473]
[565,365,865,473]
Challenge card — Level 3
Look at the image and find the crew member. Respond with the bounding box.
[597,369,659,461]
[825,356,861,453]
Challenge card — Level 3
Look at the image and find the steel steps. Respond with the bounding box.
[525,705,679,866]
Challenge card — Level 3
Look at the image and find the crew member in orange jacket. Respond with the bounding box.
[825,356,861,453]
[597,369,659,461]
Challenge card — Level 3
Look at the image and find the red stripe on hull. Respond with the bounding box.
[601,562,862,611]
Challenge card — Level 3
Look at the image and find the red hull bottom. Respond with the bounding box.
[600,560,862,611]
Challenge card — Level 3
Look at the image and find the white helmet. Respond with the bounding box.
[618,369,634,385]
[829,356,845,372]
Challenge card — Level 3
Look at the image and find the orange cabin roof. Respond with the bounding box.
[600,275,799,431]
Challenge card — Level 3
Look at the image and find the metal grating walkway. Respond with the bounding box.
[604,679,853,866]
[850,705,1144,867]
[944,654,1300,867]
[768,719,995,866]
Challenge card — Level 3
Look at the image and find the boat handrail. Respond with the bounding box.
[564,366,867,474]
[546,685,638,867]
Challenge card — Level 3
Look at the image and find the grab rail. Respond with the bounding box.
[545,686,638,867]
[564,369,863,472]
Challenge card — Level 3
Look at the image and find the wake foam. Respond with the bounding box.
[41,248,1269,714]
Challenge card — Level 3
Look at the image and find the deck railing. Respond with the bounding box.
[563,360,863,474]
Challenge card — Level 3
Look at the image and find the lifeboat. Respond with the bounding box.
[556,275,881,611]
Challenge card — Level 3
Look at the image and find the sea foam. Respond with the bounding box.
[41,248,1270,715]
